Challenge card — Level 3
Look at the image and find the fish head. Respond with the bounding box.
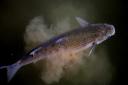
[90,23,115,44]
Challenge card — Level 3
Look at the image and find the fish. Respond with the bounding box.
[0,17,115,82]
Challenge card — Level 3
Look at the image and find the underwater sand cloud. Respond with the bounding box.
[24,16,114,85]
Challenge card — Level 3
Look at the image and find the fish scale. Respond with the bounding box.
[0,17,115,82]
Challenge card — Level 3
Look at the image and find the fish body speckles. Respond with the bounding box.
[0,17,115,82]
[20,17,115,69]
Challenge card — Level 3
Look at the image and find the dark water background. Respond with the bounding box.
[0,0,127,85]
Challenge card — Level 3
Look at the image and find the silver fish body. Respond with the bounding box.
[0,17,115,82]
[19,24,115,65]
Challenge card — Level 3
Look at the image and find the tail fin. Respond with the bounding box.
[7,62,21,82]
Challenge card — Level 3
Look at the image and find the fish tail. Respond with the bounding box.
[0,61,22,82]
[7,61,22,82]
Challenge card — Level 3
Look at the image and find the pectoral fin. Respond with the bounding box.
[88,44,96,56]
[83,43,96,56]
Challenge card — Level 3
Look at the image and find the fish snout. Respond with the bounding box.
[104,24,115,37]
[109,25,115,36]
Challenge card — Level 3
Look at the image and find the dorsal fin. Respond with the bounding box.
[75,17,89,27]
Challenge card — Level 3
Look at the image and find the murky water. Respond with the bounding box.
[0,0,126,85]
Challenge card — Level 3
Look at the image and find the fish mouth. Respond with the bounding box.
[107,25,115,36]
[110,25,115,36]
